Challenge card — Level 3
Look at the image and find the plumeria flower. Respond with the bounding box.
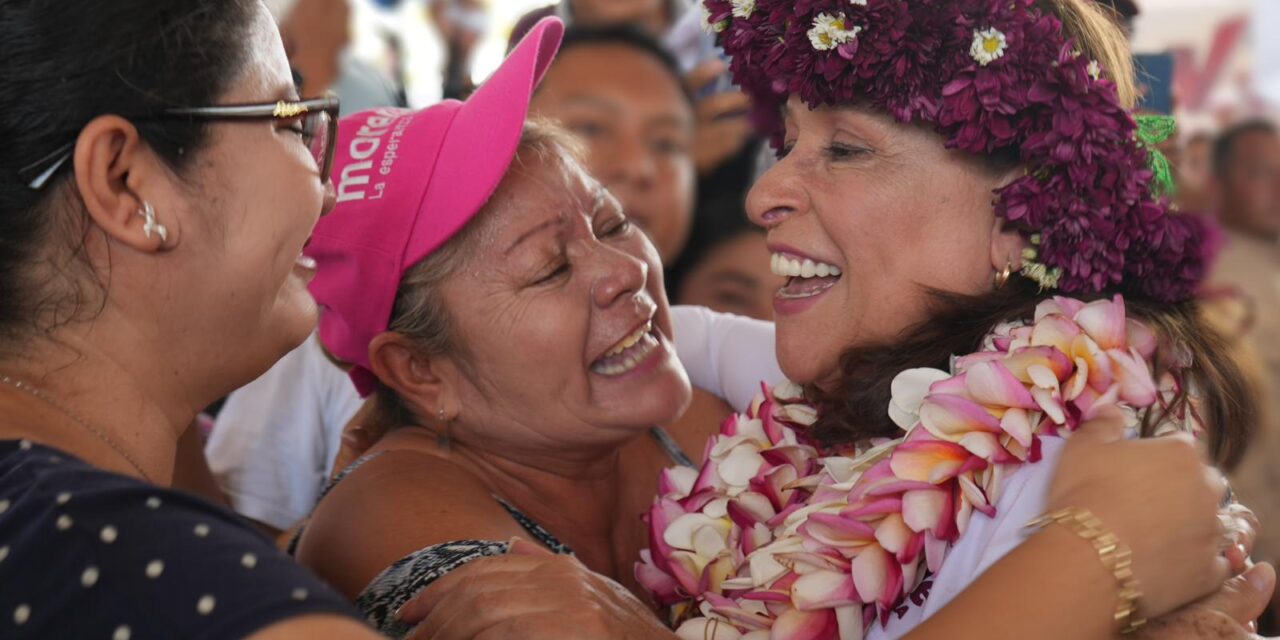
[642,295,1173,638]
[808,13,861,52]
[970,27,1008,66]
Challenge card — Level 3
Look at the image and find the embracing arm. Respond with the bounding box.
[669,306,784,411]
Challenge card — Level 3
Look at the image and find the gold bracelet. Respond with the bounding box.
[1027,507,1146,635]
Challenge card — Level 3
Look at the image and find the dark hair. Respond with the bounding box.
[667,194,757,300]
[810,279,1257,470]
[543,24,694,107]
[0,0,260,346]
[1212,119,1278,178]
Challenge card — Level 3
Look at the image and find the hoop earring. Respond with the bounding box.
[994,261,1013,289]
[138,201,169,244]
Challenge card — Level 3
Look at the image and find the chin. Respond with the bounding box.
[269,288,320,357]
[608,366,693,429]
[776,330,840,387]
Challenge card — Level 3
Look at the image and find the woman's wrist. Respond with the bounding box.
[1029,507,1146,634]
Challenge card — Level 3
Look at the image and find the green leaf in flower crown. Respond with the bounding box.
[1135,114,1177,147]
[1135,114,1178,199]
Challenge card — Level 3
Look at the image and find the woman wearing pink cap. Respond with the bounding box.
[294,13,1265,640]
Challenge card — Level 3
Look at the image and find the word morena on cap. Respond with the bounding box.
[705,0,1212,303]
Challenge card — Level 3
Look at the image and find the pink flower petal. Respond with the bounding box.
[839,497,903,521]
[851,545,891,604]
[924,532,950,572]
[999,408,1034,448]
[1029,314,1082,352]
[918,394,1003,441]
[889,438,970,484]
[889,368,952,429]
[1074,296,1128,350]
[901,489,948,533]
[1110,348,1157,408]
[771,608,839,640]
[1037,296,1086,320]
[964,361,1038,409]
[1127,319,1158,360]
[1031,387,1067,425]
[1002,346,1074,384]
[728,492,778,530]
[800,513,876,548]
[791,570,859,610]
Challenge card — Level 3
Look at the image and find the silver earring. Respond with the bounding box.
[139,201,168,244]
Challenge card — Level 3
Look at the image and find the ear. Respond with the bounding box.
[368,332,459,422]
[989,169,1028,272]
[72,115,171,253]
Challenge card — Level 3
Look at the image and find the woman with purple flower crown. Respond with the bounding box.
[290,4,1268,640]
[623,0,1274,638]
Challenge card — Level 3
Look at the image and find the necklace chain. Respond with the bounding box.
[0,375,152,482]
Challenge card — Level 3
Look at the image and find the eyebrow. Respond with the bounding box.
[506,218,564,255]
[562,95,620,114]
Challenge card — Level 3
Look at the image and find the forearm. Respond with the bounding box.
[909,527,1121,640]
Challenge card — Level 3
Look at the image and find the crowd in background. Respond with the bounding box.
[198,0,1280,632]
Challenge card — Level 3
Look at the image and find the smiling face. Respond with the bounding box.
[151,3,334,392]
[746,98,1020,387]
[435,143,691,449]
[530,42,695,266]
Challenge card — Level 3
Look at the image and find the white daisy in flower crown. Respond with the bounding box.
[808,13,862,52]
[970,27,1008,66]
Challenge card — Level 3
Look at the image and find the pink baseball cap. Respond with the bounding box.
[306,17,564,396]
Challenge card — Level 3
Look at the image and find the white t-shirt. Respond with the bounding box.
[206,333,365,530]
[206,307,781,530]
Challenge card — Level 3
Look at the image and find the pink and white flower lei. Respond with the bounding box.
[638,295,1198,640]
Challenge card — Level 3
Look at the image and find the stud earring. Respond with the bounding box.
[436,406,452,451]
[994,261,1013,289]
[138,201,168,244]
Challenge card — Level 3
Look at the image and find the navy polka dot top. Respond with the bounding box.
[0,440,360,638]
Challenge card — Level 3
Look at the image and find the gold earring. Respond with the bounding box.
[994,261,1013,289]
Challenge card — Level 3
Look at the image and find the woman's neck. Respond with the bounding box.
[451,432,635,573]
[0,325,198,485]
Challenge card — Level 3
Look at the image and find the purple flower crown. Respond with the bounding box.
[705,0,1214,303]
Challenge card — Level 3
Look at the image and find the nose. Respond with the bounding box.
[746,153,804,230]
[596,130,657,192]
[585,241,649,311]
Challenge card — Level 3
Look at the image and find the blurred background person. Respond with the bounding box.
[510,0,755,215]
[1208,119,1280,559]
[669,202,780,322]
[266,0,406,114]
[427,0,488,99]
[529,26,695,268]
[1177,130,1216,212]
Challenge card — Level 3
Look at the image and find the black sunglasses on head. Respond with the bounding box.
[18,95,341,191]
